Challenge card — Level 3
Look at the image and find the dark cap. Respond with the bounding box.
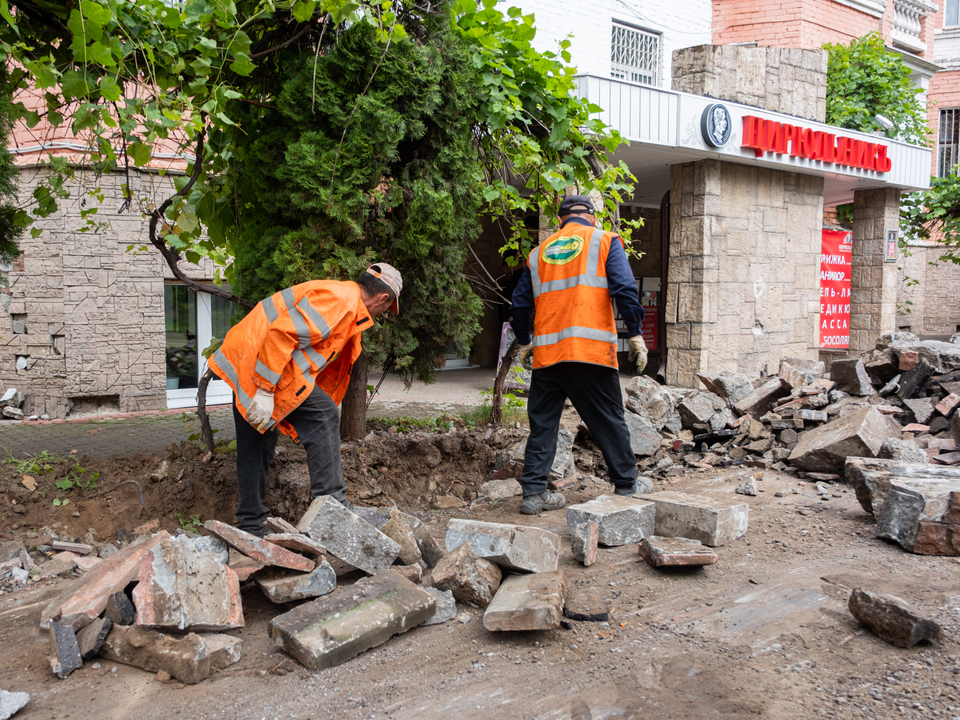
[559,194,594,216]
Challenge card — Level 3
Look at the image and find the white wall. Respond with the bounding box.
[501,0,713,87]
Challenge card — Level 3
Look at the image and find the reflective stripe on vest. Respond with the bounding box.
[530,229,607,299]
[214,347,251,408]
[261,296,280,324]
[532,326,618,348]
[255,358,281,386]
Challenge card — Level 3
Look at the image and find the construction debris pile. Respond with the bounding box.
[25,475,760,686]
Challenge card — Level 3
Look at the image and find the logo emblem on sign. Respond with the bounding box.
[700,103,732,148]
[542,236,584,265]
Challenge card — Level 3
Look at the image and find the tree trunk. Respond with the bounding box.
[196,368,216,460]
[490,339,519,426]
[340,349,368,440]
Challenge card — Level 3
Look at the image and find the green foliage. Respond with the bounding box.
[55,461,99,492]
[177,512,202,534]
[0,64,21,263]
[900,175,960,265]
[824,32,929,146]
[2,0,636,389]
[5,449,54,475]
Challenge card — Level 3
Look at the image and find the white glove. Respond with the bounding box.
[246,387,275,431]
[517,343,534,371]
[628,334,648,373]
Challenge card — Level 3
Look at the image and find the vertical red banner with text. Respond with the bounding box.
[819,229,852,349]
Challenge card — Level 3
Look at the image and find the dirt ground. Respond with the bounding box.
[1,418,959,720]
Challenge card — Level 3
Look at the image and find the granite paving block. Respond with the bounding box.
[849,588,942,648]
[101,625,243,684]
[445,519,560,573]
[570,520,598,566]
[255,561,337,604]
[269,573,435,671]
[296,496,400,575]
[644,491,749,547]
[421,588,457,626]
[204,520,314,572]
[431,543,502,607]
[48,621,82,679]
[133,535,244,632]
[638,536,718,567]
[566,495,655,547]
[380,508,422,566]
[76,616,112,661]
[876,477,960,555]
[483,572,566,631]
[788,406,900,472]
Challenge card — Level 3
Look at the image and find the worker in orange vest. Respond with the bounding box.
[510,195,648,514]
[209,264,402,537]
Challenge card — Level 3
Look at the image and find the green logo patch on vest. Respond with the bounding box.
[542,236,584,265]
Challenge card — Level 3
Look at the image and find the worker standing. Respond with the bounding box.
[209,264,402,537]
[510,195,649,514]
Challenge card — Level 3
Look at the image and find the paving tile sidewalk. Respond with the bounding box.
[0,369,497,459]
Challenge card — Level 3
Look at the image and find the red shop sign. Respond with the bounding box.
[742,116,892,173]
[819,229,852,350]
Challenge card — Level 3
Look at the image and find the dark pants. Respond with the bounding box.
[520,362,637,497]
[233,385,345,535]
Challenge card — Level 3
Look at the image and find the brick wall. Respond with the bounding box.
[665,160,824,388]
[0,167,216,418]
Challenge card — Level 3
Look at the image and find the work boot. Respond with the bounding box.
[519,491,566,515]
[614,475,654,497]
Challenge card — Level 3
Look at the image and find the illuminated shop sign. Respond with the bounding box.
[741,116,892,173]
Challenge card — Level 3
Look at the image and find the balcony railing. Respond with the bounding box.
[891,0,938,54]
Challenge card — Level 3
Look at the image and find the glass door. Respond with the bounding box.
[164,284,235,409]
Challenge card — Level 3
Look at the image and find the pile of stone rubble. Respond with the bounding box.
[30,482,755,686]
[0,388,27,421]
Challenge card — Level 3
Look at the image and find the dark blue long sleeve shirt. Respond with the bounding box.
[510,217,644,345]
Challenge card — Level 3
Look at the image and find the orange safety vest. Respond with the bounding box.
[529,224,620,370]
[209,280,373,438]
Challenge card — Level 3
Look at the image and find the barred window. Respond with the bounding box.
[939,108,960,177]
[611,22,661,87]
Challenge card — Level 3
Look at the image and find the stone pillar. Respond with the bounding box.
[849,188,900,355]
[665,160,823,388]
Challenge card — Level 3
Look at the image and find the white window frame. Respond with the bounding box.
[165,286,233,409]
[610,21,661,87]
[947,0,960,27]
[938,107,960,178]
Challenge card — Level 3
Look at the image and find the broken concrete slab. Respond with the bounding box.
[904,397,937,425]
[878,437,928,465]
[830,359,874,396]
[40,531,170,631]
[265,516,300,535]
[563,588,610,622]
[296,496,400,576]
[421,588,457,626]
[624,375,676,430]
[263,533,326,557]
[104,591,136,626]
[100,624,243,684]
[846,457,960,516]
[445,519,560,573]
[0,689,29,719]
[624,411,661,456]
[876,477,960,555]
[269,573,435,671]
[733,378,790,418]
[255,560,337,604]
[431,542,502,607]
[787,406,899,472]
[204,520,315,573]
[570,520,598,566]
[848,588,942,648]
[76,616,112,661]
[565,495,655,547]
[379,508,423,566]
[397,513,445,568]
[478,478,523,501]
[677,391,725,427]
[482,572,566,632]
[644,491,749,547]
[133,535,244,632]
[897,357,936,400]
[48,621,82,679]
[638,536,719,567]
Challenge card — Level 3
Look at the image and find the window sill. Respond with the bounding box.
[831,0,887,18]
